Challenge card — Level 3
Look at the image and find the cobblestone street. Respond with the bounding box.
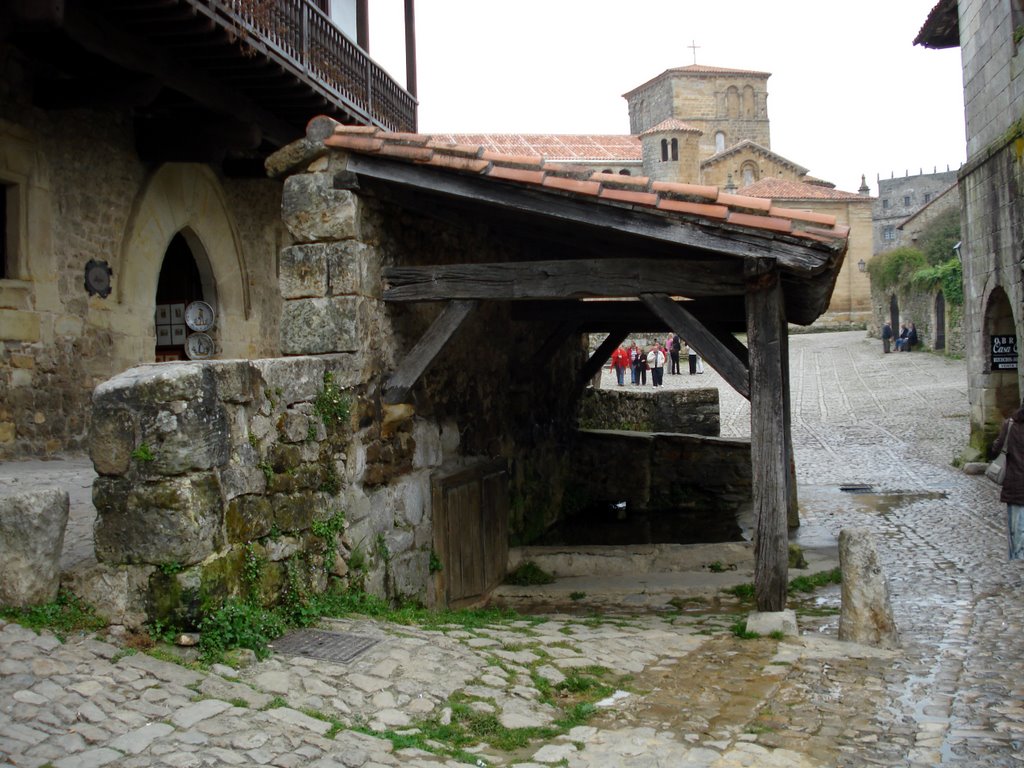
[3,330,1023,767]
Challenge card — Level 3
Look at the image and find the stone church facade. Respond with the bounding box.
[437,64,875,328]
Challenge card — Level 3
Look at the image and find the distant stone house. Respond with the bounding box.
[873,170,959,253]
[438,64,875,327]
[916,0,1024,450]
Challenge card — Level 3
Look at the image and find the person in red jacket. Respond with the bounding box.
[609,344,630,386]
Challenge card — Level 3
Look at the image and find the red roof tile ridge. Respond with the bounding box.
[480,150,545,170]
[640,119,702,136]
[651,181,720,202]
[717,192,773,212]
[590,171,651,189]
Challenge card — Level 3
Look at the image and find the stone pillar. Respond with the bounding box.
[0,489,69,606]
[838,527,899,648]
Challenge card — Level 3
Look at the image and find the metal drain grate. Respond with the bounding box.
[269,629,378,663]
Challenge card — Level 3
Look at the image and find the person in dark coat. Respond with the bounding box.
[881,322,893,353]
[907,323,919,351]
[991,401,1024,559]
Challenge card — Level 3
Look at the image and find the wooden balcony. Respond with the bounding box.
[7,0,417,167]
[191,0,417,133]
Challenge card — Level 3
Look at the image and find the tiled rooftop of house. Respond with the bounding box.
[741,178,871,201]
[429,133,641,162]
[319,124,850,247]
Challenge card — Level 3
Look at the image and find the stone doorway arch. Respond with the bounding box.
[982,286,1019,433]
[889,294,900,332]
[116,163,249,363]
[154,231,218,361]
[934,292,946,350]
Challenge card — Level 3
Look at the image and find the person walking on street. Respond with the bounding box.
[882,322,893,353]
[992,402,1024,559]
[609,344,629,386]
[670,334,682,374]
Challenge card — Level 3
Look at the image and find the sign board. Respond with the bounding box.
[991,335,1018,370]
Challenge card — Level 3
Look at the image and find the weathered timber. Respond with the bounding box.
[383,300,477,404]
[384,259,745,302]
[575,330,630,398]
[639,293,750,399]
[529,319,581,368]
[781,328,799,528]
[509,298,749,334]
[346,154,839,273]
[746,266,790,612]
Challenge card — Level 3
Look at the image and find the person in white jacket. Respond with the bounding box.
[646,345,666,387]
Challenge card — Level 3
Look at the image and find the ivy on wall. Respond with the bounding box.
[867,207,963,306]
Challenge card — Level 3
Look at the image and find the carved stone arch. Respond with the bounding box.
[980,281,1019,426]
[742,85,755,118]
[117,164,250,359]
[726,86,740,118]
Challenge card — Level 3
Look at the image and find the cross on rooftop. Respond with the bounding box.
[688,40,700,64]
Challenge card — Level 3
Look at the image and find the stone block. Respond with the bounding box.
[225,494,273,543]
[93,473,224,566]
[88,406,135,477]
[271,490,329,532]
[839,527,900,648]
[221,465,267,501]
[94,363,206,405]
[208,361,261,404]
[281,172,359,243]
[0,490,69,606]
[61,561,153,630]
[327,240,381,298]
[0,308,40,342]
[280,297,364,355]
[745,609,798,637]
[253,356,326,405]
[280,243,330,299]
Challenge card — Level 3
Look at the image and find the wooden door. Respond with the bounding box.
[431,461,509,607]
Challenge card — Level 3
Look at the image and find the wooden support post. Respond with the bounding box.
[745,262,790,612]
[383,300,477,404]
[781,328,800,528]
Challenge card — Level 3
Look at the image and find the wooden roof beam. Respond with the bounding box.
[384,258,745,302]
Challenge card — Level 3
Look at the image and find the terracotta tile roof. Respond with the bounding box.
[430,133,641,162]
[316,122,848,248]
[639,119,702,136]
[740,178,871,201]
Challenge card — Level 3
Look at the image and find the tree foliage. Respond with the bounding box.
[867,205,963,305]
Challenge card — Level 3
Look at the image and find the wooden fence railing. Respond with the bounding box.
[193,0,416,132]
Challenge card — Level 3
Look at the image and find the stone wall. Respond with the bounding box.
[563,429,752,543]
[82,355,446,628]
[577,387,720,436]
[869,282,965,358]
[0,55,286,459]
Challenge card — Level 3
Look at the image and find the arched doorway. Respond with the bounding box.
[934,292,946,350]
[982,286,1019,431]
[154,230,217,361]
[889,294,899,333]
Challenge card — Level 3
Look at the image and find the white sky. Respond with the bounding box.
[367,0,966,196]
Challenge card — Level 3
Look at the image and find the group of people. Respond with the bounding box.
[609,335,704,388]
[881,321,919,353]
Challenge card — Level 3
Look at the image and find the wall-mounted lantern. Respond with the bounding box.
[857,258,866,273]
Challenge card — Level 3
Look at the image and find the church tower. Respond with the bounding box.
[624,65,771,162]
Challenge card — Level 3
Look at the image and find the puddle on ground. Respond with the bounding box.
[850,490,948,515]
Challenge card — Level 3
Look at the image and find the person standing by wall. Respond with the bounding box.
[670,334,682,375]
[609,344,629,386]
[686,340,698,375]
[881,322,893,354]
[647,344,666,387]
[991,402,1024,559]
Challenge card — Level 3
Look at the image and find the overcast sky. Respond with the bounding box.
[367,0,965,196]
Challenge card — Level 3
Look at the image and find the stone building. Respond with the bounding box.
[436,64,875,327]
[873,169,959,253]
[916,0,1024,450]
[0,0,416,460]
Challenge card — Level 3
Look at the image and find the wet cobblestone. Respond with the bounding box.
[2,331,1022,766]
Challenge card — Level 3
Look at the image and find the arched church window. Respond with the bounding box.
[670,138,678,161]
[660,139,668,161]
[715,131,726,154]
[726,86,740,118]
[741,162,758,186]
[619,169,631,176]
[743,85,755,118]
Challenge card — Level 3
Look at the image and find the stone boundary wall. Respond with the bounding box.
[570,429,751,517]
[80,355,446,629]
[868,283,964,358]
[577,388,720,436]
